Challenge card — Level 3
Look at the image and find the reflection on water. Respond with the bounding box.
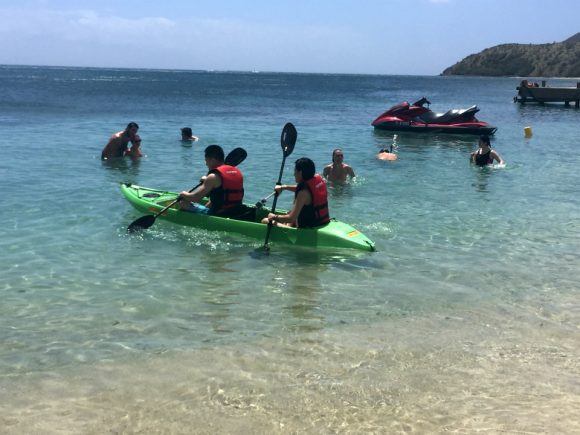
[100,156,142,182]
[278,259,324,333]
[517,101,580,115]
[327,181,355,201]
[246,246,383,333]
[255,245,376,269]
[398,134,476,151]
[472,165,493,193]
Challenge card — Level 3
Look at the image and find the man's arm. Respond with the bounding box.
[180,173,220,204]
[346,165,355,178]
[322,165,331,179]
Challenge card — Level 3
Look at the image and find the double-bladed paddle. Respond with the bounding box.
[255,191,276,208]
[127,147,247,232]
[262,123,297,251]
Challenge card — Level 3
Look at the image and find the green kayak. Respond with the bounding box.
[121,183,375,251]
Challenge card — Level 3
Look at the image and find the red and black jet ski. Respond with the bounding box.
[372,97,497,135]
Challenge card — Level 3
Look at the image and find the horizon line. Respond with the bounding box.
[0,62,440,78]
[2,63,579,80]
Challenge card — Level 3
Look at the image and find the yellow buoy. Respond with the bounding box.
[524,126,533,138]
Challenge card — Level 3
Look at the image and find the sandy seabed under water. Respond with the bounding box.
[1,306,578,434]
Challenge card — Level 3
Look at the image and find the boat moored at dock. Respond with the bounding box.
[514,80,580,107]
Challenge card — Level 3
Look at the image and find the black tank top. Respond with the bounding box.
[475,150,493,166]
[294,183,316,228]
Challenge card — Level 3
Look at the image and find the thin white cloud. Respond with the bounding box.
[0,7,372,72]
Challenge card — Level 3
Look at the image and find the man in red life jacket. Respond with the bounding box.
[262,157,330,228]
[179,145,244,217]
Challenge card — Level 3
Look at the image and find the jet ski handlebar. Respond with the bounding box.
[412,97,431,107]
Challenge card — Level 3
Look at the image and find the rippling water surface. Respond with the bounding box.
[0,66,579,432]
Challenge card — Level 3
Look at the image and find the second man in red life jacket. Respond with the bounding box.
[179,145,244,217]
[262,157,330,228]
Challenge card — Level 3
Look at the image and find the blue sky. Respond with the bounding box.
[0,0,577,74]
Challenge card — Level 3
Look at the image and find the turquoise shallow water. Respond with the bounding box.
[0,66,579,432]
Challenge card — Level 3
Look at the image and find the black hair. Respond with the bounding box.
[378,145,393,153]
[479,135,491,146]
[295,157,315,180]
[204,144,225,161]
[181,127,192,136]
[126,122,139,131]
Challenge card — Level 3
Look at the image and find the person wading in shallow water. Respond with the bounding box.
[470,135,504,166]
[181,127,198,142]
[323,148,355,183]
[101,122,142,159]
[262,157,330,228]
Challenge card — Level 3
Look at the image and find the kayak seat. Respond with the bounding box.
[226,204,257,222]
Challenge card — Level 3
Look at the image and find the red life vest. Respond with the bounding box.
[295,174,330,227]
[209,164,244,213]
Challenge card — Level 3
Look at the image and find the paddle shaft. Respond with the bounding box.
[263,153,288,248]
[152,182,201,219]
[260,191,276,203]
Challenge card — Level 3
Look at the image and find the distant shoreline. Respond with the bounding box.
[3,63,580,80]
[0,63,430,77]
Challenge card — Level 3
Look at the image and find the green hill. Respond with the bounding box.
[442,33,580,77]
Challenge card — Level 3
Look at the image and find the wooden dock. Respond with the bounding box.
[514,80,580,107]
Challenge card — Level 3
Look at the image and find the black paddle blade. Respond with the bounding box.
[250,244,271,258]
[281,123,297,157]
[225,147,247,166]
[127,215,156,233]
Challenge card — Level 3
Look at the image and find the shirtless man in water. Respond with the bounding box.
[101,122,141,159]
[322,149,355,183]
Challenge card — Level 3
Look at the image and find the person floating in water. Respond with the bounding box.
[377,134,398,161]
[262,157,330,228]
[470,135,504,166]
[377,145,398,161]
[322,148,355,183]
[101,122,142,159]
[181,127,199,142]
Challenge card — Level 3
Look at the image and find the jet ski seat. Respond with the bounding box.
[417,105,479,123]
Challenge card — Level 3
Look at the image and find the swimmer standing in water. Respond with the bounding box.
[322,149,355,184]
[470,135,504,166]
